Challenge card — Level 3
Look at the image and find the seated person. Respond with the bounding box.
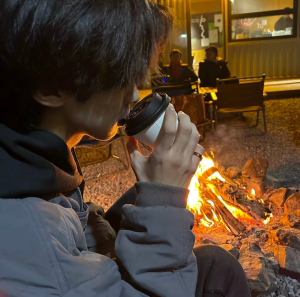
[162,49,198,83]
[274,8,294,32]
[0,1,251,297]
[198,45,231,88]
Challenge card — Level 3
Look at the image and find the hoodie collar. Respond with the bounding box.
[0,124,83,200]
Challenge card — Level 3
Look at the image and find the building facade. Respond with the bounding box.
[155,0,300,79]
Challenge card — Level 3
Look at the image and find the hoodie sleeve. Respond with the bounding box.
[0,189,197,297]
[115,182,198,297]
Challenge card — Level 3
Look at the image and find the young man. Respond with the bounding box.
[198,45,231,88]
[162,49,198,83]
[0,1,250,296]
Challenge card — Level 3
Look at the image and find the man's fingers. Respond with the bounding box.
[155,104,177,151]
[172,111,193,153]
[126,137,148,182]
[185,124,200,157]
[191,144,205,171]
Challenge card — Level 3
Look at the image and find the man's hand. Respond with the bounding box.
[127,104,202,189]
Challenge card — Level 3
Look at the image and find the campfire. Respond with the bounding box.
[183,154,300,296]
[187,153,273,235]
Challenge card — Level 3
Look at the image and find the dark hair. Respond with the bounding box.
[170,49,182,59]
[0,0,173,132]
[205,45,218,57]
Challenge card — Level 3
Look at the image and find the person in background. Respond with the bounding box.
[162,49,198,83]
[274,7,294,32]
[198,45,231,88]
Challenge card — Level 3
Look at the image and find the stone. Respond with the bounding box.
[280,215,300,230]
[245,179,266,197]
[198,234,234,245]
[274,245,300,274]
[226,167,241,179]
[263,251,274,258]
[242,158,268,183]
[219,244,240,259]
[202,238,215,244]
[255,227,266,237]
[284,192,300,216]
[239,240,276,294]
[270,229,300,251]
[267,188,288,207]
[267,257,279,273]
[208,234,233,245]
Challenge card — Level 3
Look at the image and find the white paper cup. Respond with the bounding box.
[133,109,205,158]
[133,109,178,150]
[120,92,205,156]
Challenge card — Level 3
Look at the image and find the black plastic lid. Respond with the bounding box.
[119,92,170,136]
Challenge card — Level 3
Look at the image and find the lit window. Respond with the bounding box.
[229,0,297,41]
[231,0,294,14]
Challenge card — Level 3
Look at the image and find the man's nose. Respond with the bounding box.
[131,86,140,104]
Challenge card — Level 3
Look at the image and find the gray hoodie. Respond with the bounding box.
[0,125,197,296]
[0,183,197,297]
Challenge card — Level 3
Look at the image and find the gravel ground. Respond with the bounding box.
[83,98,300,209]
[203,98,300,188]
[80,140,137,211]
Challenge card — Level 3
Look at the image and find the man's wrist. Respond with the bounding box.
[135,182,189,208]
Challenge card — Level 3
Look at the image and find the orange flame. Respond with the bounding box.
[187,155,271,232]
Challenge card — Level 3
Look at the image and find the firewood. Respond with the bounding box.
[219,172,238,187]
[200,167,218,180]
[212,180,271,223]
[203,187,246,235]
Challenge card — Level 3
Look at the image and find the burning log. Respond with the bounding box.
[200,167,239,188]
[203,187,246,235]
[219,172,239,188]
[200,167,218,181]
[187,154,273,235]
[212,179,272,224]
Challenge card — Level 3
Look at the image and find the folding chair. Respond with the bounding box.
[215,75,267,133]
[74,128,131,183]
[172,94,214,140]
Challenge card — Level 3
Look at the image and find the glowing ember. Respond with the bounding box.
[187,154,272,233]
[264,213,273,225]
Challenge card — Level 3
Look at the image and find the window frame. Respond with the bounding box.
[228,0,298,42]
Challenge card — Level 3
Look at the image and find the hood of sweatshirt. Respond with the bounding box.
[0,124,83,200]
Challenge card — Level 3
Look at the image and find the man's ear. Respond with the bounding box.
[33,89,65,107]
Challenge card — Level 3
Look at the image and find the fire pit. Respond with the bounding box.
[187,154,272,235]
[188,154,300,296]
